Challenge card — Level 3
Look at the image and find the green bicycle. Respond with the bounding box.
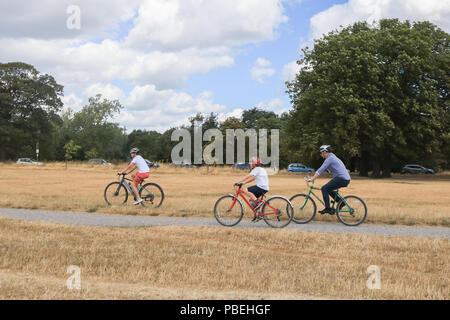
[289,176,367,226]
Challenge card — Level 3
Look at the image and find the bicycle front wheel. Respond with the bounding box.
[289,194,316,224]
[104,182,128,206]
[337,195,367,226]
[139,183,164,208]
[214,195,244,227]
[261,196,293,228]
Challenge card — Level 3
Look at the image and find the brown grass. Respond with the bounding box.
[0,218,448,300]
[0,162,449,226]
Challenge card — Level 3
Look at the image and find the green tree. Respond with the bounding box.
[59,94,126,160]
[0,62,63,160]
[286,19,449,177]
[64,140,81,168]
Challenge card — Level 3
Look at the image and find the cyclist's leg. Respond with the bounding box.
[321,177,349,208]
[132,172,149,201]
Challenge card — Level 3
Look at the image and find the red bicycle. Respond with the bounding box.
[214,183,293,228]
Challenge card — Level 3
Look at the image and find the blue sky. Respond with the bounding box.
[1,0,448,132]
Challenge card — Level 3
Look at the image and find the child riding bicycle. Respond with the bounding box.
[233,157,269,213]
[118,147,150,205]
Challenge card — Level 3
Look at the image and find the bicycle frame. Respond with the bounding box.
[117,175,143,198]
[228,185,278,216]
[302,180,352,213]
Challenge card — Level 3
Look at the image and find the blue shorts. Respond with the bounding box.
[247,185,268,199]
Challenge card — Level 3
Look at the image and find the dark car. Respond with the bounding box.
[144,159,160,168]
[401,164,434,174]
[286,163,314,173]
[233,162,251,170]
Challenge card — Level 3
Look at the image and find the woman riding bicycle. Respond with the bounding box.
[307,145,351,215]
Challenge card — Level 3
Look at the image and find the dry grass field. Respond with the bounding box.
[0,162,449,227]
[0,218,448,300]
[0,162,448,300]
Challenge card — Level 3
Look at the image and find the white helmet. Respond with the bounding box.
[319,145,332,153]
[130,147,140,154]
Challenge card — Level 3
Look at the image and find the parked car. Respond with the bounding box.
[88,159,112,166]
[233,162,251,170]
[144,159,160,168]
[401,164,434,174]
[16,158,43,166]
[170,162,197,168]
[286,163,313,173]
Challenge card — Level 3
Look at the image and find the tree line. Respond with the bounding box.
[1,19,448,176]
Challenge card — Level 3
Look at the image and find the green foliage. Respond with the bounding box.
[286,19,449,177]
[64,140,81,161]
[0,62,63,160]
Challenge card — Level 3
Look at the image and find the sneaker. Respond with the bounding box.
[251,214,262,222]
[319,208,335,215]
[134,198,143,205]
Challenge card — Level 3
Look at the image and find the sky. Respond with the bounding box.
[1,0,449,133]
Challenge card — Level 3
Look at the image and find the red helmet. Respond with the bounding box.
[250,156,261,168]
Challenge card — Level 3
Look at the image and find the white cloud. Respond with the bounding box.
[281,60,301,83]
[310,0,450,40]
[251,58,276,83]
[0,0,139,40]
[125,0,288,50]
[83,83,126,101]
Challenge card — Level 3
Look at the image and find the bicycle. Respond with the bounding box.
[289,176,367,226]
[214,183,294,228]
[104,173,164,208]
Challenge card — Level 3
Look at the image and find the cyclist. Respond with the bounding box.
[307,145,351,214]
[233,156,269,215]
[118,147,150,205]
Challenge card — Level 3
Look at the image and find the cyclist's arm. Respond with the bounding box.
[311,157,331,181]
[119,162,137,175]
[234,174,255,185]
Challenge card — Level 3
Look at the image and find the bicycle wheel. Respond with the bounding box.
[214,195,244,227]
[261,196,293,228]
[337,195,367,226]
[289,194,316,224]
[104,182,128,206]
[139,183,164,208]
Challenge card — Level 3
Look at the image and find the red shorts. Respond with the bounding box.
[133,172,149,185]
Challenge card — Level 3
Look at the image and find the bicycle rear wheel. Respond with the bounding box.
[139,183,164,208]
[337,195,367,226]
[261,196,293,228]
[104,182,128,206]
[214,195,244,227]
[289,194,316,224]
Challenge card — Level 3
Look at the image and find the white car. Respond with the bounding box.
[16,158,43,166]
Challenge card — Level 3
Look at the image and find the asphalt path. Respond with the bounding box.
[1,208,449,239]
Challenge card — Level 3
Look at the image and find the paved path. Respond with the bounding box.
[0,208,449,239]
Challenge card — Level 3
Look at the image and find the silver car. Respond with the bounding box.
[16,158,43,166]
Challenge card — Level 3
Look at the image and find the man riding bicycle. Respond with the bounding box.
[118,147,150,205]
[307,145,351,215]
[233,156,269,212]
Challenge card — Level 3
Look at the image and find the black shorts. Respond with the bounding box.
[247,185,268,199]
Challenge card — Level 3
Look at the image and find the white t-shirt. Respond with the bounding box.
[131,155,150,173]
[250,167,269,191]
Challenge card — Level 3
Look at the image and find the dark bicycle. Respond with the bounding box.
[104,173,164,208]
